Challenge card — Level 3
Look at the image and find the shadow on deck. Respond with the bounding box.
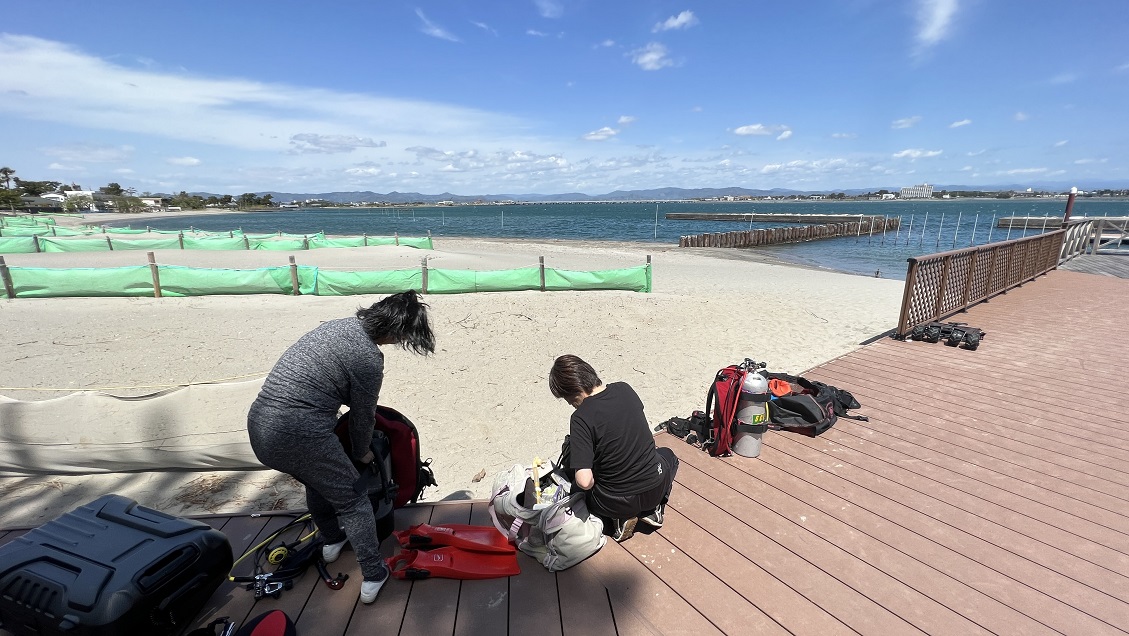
[2,269,1127,635]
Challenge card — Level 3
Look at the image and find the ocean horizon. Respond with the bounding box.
[119,198,1125,280]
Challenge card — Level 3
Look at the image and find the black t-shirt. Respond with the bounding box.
[569,382,664,497]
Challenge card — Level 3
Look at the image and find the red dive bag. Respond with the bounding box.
[335,405,438,508]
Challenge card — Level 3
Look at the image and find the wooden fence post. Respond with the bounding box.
[421,257,429,294]
[395,233,400,246]
[539,256,546,291]
[147,252,162,298]
[0,256,16,299]
[288,256,300,295]
[363,233,368,246]
[178,232,185,249]
[106,236,114,251]
[243,235,250,250]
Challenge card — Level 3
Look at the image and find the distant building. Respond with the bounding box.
[899,183,934,199]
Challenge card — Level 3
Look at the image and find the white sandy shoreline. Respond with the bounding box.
[1,210,905,527]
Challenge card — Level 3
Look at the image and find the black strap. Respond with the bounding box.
[735,422,769,435]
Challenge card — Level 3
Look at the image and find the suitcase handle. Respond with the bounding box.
[138,546,199,591]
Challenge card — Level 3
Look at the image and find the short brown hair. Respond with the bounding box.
[549,354,602,402]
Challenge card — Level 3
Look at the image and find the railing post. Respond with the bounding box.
[147,252,162,298]
[539,256,546,292]
[0,256,16,299]
[288,256,300,295]
[896,258,919,337]
[960,251,978,309]
[932,256,953,321]
[421,257,428,294]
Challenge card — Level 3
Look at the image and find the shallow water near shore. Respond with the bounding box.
[111,198,1124,279]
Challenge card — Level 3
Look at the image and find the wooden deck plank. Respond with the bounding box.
[761,434,1129,633]
[583,538,723,636]
[828,352,1129,454]
[809,374,1129,518]
[346,504,434,636]
[557,548,619,636]
[664,438,992,635]
[398,503,469,635]
[180,514,273,633]
[654,492,862,635]
[811,367,1129,548]
[614,512,790,635]
[452,503,511,636]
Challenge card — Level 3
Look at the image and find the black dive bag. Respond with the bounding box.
[0,494,232,636]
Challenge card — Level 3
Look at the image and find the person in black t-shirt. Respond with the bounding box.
[549,354,679,542]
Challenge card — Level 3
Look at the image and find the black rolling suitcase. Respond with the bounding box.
[0,494,233,636]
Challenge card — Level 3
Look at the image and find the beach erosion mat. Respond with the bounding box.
[0,379,267,475]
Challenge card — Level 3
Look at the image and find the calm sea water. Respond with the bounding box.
[125,199,1126,280]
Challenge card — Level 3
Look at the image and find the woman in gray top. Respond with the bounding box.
[247,291,435,604]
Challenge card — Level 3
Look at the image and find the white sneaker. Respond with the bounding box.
[322,539,348,563]
[360,577,387,604]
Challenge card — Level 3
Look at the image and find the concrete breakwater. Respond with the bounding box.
[679,216,899,248]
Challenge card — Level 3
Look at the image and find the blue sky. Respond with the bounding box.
[2,1,1126,195]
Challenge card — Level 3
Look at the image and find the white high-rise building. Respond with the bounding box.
[900,183,934,199]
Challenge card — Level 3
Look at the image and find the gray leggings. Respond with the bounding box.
[247,420,389,581]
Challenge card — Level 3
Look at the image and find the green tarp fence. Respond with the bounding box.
[0,234,433,254]
[1,263,651,298]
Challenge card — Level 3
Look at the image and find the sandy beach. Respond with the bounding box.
[0,210,904,527]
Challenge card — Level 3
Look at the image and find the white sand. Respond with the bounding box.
[0,211,904,527]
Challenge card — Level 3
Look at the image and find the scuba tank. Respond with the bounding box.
[733,360,769,458]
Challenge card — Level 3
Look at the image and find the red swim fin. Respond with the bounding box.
[386,547,520,580]
[394,523,515,554]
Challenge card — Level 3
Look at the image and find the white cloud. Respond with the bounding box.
[113,168,135,174]
[967,149,986,156]
[892,148,942,159]
[527,29,548,37]
[1117,62,1129,72]
[617,115,636,125]
[289,134,387,154]
[345,166,383,177]
[892,116,923,129]
[1014,111,1029,121]
[776,130,793,141]
[0,35,527,158]
[597,39,615,48]
[47,162,80,171]
[1054,140,1068,147]
[43,143,133,163]
[949,118,972,128]
[691,106,703,112]
[1048,73,1077,84]
[831,132,857,139]
[166,156,201,166]
[416,9,460,42]
[1000,167,1046,175]
[915,0,960,48]
[534,0,563,18]
[582,126,618,141]
[653,11,699,33]
[471,21,498,36]
[1074,158,1108,164]
[960,165,973,171]
[733,124,772,136]
[630,43,673,71]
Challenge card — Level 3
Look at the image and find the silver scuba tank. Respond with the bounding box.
[733,367,769,458]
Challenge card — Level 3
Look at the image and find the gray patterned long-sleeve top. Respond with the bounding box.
[250,317,383,460]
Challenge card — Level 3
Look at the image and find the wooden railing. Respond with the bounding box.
[895,228,1068,338]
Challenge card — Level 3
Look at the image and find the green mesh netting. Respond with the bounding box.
[0,237,41,254]
[3,263,650,298]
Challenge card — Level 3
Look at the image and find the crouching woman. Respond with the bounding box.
[549,354,678,542]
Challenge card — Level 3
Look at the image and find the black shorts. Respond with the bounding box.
[586,447,679,520]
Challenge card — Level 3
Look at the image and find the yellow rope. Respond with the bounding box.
[0,371,268,392]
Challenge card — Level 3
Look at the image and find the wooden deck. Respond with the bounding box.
[3,268,1128,635]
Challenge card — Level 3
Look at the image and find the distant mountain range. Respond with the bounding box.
[173,181,1125,204]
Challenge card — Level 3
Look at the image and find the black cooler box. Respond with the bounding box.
[0,494,233,636]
